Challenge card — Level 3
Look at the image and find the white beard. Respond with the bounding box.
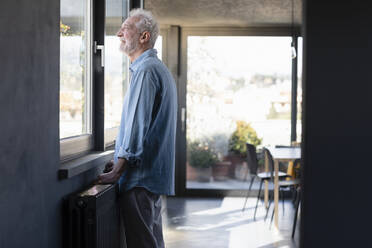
[120,36,138,55]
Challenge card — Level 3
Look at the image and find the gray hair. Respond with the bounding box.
[129,9,159,48]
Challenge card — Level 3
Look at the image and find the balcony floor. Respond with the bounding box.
[162,196,300,248]
[187,177,272,191]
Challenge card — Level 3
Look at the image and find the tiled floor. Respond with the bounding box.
[162,196,300,248]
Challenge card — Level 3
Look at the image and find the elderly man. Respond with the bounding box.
[98,9,177,248]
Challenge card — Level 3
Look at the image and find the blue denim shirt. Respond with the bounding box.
[114,49,177,196]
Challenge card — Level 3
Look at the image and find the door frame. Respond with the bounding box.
[176,26,301,197]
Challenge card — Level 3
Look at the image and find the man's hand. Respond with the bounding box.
[103,160,114,173]
[97,158,126,184]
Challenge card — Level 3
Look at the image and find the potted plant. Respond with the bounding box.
[203,134,232,181]
[187,140,218,182]
[226,121,262,180]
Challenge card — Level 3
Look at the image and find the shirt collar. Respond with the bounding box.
[129,49,158,73]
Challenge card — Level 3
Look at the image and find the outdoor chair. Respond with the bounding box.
[242,144,289,220]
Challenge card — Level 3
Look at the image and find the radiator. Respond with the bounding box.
[65,184,123,248]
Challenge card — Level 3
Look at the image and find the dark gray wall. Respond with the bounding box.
[0,1,104,247]
[302,0,372,247]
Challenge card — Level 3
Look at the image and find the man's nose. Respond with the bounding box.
[116,30,122,37]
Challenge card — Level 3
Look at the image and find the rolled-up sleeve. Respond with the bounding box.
[116,70,157,167]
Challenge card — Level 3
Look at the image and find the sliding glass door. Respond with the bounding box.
[183,34,297,191]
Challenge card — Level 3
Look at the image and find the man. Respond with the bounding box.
[97,9,177,248]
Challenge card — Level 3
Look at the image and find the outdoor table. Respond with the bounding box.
[264,147,301,229]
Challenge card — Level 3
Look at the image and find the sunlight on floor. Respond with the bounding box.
[163,197,298,248]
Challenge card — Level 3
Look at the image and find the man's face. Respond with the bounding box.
[116,17,140,55]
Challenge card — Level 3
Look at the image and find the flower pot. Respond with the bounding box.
[212,161,231,181]
[186,162,198,181]
[223,154,246,179]
[186,162,212,182]
[195,167,212,182]
[234,161,249,181]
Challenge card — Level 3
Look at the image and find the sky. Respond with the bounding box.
[188,36,303,79]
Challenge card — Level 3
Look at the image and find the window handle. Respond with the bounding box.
[94,41,105,67]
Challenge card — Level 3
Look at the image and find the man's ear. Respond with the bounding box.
[140,31,150,44]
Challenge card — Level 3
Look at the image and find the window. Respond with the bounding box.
[60,0,92,139]
[185,36,294,190]
[296,37,303,143]
[104,0,129,145]
[60,0,128,161]
[154,35,163,61]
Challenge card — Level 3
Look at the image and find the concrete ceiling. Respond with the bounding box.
[144,0,302,27]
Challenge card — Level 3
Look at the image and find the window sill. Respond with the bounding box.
[59,150,114,180]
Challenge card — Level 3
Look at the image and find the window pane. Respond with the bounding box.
[186,36,293,190]
[297,37,303,143]
[154,35,162,61]
[60,0,91,138]
[104,0,128,129]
